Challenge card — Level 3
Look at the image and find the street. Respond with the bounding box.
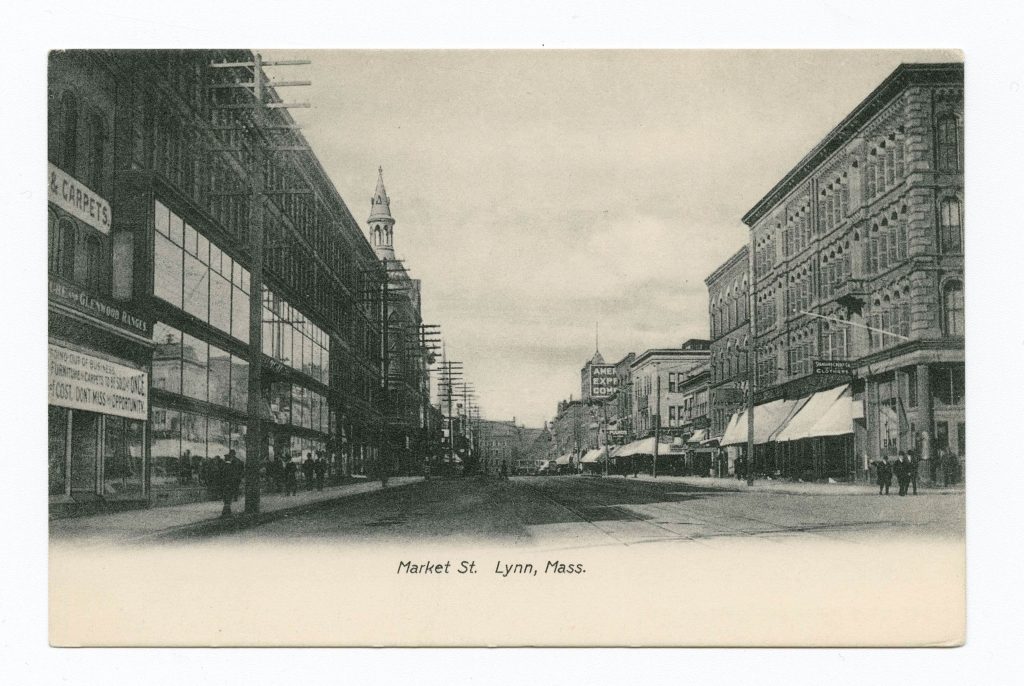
[176,475,964,549]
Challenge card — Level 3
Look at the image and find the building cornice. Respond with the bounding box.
[742,62,963,228]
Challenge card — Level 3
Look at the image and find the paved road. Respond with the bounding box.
[188,475,964,549]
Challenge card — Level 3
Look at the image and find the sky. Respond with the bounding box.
[264,49,958,427]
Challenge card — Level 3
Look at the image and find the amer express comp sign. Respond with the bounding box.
[48,344,148,420]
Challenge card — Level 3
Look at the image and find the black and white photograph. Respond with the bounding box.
[39,47,972,648]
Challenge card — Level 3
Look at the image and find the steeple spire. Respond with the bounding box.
[368,165,396,260]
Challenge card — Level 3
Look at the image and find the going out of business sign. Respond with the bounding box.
[48,344,148,420]
[590,364,619,397]
[48,162,111,234]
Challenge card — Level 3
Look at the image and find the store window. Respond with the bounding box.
[49,406,69,496]
[150,405,181,490]
[102,417,145,500]
[262,287,329,384]
[70,410,100,492]
[931,365,965,407]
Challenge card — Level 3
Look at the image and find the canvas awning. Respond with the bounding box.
[686,429,708,444]
[612,437,676,457]
[720,398,807,446]
[554,453,573,465]
[581,448,609,463]
[775,385,853,442]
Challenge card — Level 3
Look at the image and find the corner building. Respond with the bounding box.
[739,62,963,481]
[48,50,388,513]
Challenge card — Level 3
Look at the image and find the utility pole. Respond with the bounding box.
[653,370,661,478]
[209,51,311,514]
[602,400,609,477]
[746,236,757,486]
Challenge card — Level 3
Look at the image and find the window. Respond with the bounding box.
[937,116,960,171]
[85,235,102,293]
[668,373,676,393]
[53,218,76,278]
[931,365,965,406]
[58,91,78,174]
[939,198,963,254]
[87,112,106,191]
[943,281,964,336]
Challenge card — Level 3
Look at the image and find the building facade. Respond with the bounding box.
[704,246,750,443]
[737,62,964,481]
[48,50,394,514]
[369,169,431,476]
[630,340,710,438]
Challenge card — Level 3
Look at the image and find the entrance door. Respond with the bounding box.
[70,410,100,495]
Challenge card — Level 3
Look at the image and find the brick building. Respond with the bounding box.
[630,340,710,438]
[704,245,750,444]
[730,62,964,482]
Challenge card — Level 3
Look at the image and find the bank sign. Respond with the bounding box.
[48,162,111,234]
[591,365,619,398]
[49,344,148,420]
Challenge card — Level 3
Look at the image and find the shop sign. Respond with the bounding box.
[814,360,854,376]
[712,387,744,407]
[49,278,150,337]
[590,364,618,397]
[48,162,111,234]
[49,343,148,420]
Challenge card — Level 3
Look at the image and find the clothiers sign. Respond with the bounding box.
[48,162,111,234]
[49,343,148,420]
[49,278,150,338]
[813,360,854,376]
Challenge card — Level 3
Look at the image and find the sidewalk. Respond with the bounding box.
[50,476,424,543]
[600,473,964,496]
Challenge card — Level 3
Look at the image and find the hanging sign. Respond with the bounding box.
[48,343,148,420]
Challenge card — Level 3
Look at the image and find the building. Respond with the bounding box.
[704,246,750,446]
[550,398,599,467]
[630,340,710,438]
[514,427,550,474]
[580,348,619,403]
[369,168,431,476]
[48,50,393,514]
[730,62,964,482]
[475,419,522,476]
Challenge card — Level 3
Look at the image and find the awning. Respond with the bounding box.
[554,454,573,465]
[700,437,721,447]
[720,398,807,446]
[613,437,675,457]
[581,448,609,463]
[686,429,708,444]
[775,384,853,442]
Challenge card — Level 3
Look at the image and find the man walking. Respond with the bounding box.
[875,457,892,495]
[907,448,919,495]
[220,450,244,517]
[895,452,910,496]
[314,454,326,491]
[302,453,315,490]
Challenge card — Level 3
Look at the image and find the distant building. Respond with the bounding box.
[630,340,710,438]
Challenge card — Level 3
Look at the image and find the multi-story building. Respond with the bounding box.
[48,50,392,514]
[475,419,521,475]
[369,169,431,476]
[704,246,750,444]
[630,340,710,438]
[550,398,600,465]
[734,62,964,481]
[581,349,619,403]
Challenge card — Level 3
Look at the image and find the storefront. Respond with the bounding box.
[48,339,149,508]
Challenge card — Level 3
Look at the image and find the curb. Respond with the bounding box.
[132,479,423,543]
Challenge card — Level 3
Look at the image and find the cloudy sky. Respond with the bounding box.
[264,49,956,427]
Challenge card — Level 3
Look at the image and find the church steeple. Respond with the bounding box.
[368,166,396,260]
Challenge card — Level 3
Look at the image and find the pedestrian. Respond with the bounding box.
[207,455,225,501]
[220,450,244,517]
[179,449,192,485]
[500,460,509,480]
[875,457,892,495]
[907,448,919,495]
[895,451,910,496]
[284,458,298,496]
[314,454,326,491]
[302,452,315,490]
[934,447,947,487]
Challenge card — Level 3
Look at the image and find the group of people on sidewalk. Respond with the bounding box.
[873,451,918,496]
[265,451,329,496]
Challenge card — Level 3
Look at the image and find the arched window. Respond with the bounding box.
[58,91,78,174]
[54,217,76,278]
[943,281,964,336]
[937,115,960,171]
[87,112,106,191]
[939,198,963,254]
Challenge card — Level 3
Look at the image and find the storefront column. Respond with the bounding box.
[916,363,933,461]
